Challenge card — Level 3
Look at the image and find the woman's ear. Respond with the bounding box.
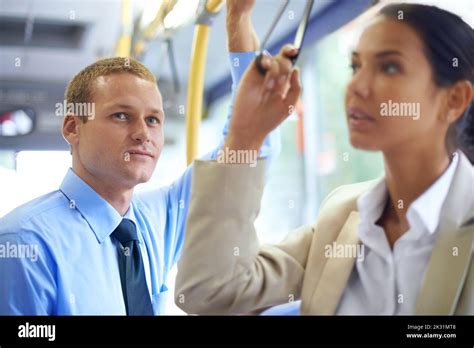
[446,80,473,123]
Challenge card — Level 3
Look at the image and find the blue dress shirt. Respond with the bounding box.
[0,52,280,315]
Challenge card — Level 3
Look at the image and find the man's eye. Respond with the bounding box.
[146,116,161,124]
[112,112,128,120]
[382,63,400,74]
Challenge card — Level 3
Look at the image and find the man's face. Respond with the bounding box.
[75,72,164,189]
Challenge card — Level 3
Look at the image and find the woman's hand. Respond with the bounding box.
[225,45,302,152]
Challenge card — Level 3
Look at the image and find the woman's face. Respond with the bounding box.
[345,16,448,153]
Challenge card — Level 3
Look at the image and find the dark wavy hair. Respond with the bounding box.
[379,3,474,163]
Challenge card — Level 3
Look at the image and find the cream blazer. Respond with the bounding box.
[175,152,474,315]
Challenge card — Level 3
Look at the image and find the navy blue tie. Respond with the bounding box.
[112,219,153,315]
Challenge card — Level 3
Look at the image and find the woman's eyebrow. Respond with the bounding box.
[351,50,406,59]
[375,50,404,59]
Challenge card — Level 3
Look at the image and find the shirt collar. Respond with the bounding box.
[357,176,387,226]
[59,168,124,244]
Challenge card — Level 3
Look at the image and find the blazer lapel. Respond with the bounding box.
[309,211,360,314]
[415,152,474,314]
[415,224,473,314]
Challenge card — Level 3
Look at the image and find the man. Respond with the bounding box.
[0,0,276,315]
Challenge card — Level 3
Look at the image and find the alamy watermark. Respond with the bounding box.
[55,100,96,120]
[18,322,55,341]
[217,147,258,168]
[0,242,39,262]
[324,241,365,262]
[380,100,420,120]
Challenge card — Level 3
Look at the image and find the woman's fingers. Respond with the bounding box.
[269,68,301,115]
[262,58,286,95]
[259,54,272,71]
[227,45,302,149]
[281,44,299,59]
[253,45,301,120]
[275,45,298,96]
[261,45,298,97]
[263,56,280,90]
[284,68,302,108]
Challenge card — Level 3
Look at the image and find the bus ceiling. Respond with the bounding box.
[0,0,372,152]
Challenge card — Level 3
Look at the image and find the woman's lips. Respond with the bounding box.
[347,107,375,130]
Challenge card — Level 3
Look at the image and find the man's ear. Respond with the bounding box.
[445,80,473,123]
[62,114,81,149]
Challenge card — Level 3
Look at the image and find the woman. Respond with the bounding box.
[175,3,474,315]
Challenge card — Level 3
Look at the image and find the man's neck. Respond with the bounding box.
[72,165,133,216]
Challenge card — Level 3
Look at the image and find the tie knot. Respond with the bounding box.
[112,219,138,246]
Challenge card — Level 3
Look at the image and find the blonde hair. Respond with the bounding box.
[65,57,157,122]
